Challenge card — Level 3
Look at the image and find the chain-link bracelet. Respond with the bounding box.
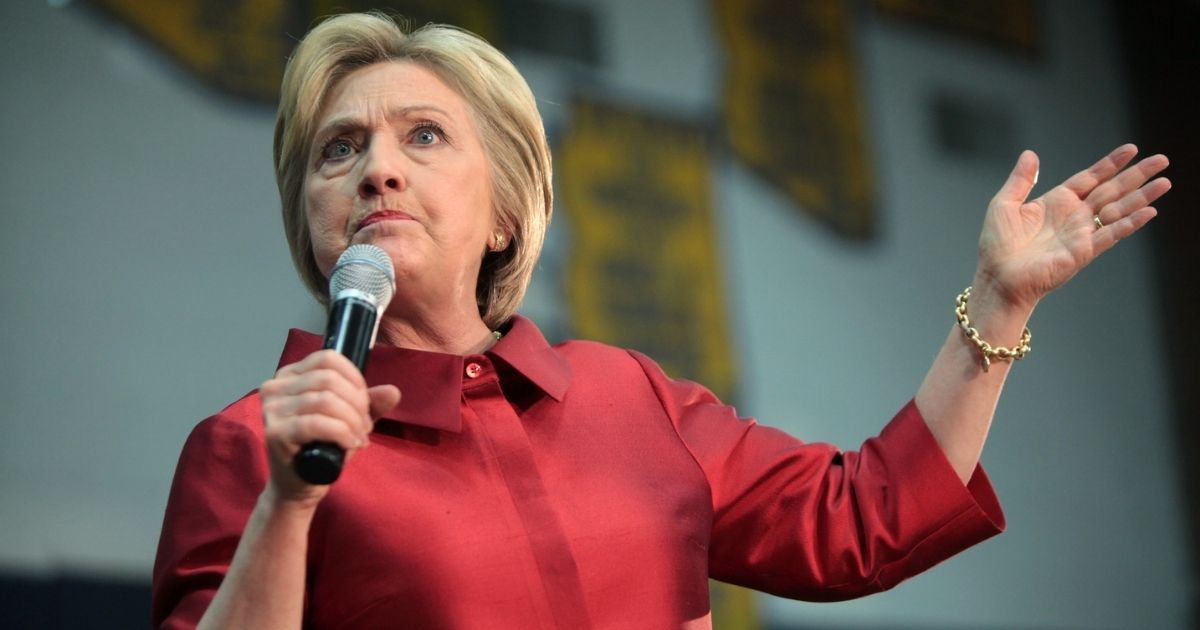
[955,286,1031,372]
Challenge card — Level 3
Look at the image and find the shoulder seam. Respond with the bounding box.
[625,349,716,506]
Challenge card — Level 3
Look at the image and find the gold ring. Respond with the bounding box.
[1094,216,1104,229]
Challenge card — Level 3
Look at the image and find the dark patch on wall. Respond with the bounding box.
[1116,0,1200,625]
[501,0,599,65]
[0,572,150,629]
[929,90,1021,161]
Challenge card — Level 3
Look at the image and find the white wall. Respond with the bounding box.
[0,0,322,578]
[0,1,1188,628]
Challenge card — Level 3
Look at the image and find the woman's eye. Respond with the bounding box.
[322,139,355,160]
[412,125,444,145]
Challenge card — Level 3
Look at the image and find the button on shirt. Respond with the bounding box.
[152,316,1004,629]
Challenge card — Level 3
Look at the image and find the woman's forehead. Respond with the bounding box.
[318,61,469,125]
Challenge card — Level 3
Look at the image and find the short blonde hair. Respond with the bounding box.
[274,12,553,329]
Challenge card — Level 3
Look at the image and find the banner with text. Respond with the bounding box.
[82,0,499,102]
[717,0,875,238]
[560,94,754,628]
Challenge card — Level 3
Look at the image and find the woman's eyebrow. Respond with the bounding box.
[315,105,454,138]
[386,104,452,120]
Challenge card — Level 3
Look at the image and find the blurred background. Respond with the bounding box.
[1,0,1196,627]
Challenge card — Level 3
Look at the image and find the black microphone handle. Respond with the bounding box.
[293,295,378,485]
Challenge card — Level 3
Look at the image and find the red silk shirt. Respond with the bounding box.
[152,316,1004,629]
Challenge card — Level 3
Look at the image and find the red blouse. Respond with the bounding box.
[152,316,1004,629]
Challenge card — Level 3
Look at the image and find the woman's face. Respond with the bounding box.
[305,61,493,308]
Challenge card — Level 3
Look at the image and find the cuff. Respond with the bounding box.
[869,400,1006,589]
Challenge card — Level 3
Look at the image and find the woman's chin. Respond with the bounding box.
[350,229,420,265]
[352,219,416,244]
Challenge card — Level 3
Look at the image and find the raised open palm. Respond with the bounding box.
[977,144,1171,310]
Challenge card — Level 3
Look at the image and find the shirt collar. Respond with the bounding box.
[489,315,571,403]
[276,315,570,433]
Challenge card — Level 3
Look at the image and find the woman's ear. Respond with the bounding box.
[490,231,508,252]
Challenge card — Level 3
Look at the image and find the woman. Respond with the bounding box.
[152,11,1171,630]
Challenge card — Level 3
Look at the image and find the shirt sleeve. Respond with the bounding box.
[151,395,269,629]
[630,351,1005,601]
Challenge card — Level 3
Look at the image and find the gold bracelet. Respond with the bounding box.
[955,286,1031,372]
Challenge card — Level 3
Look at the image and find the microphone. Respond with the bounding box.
[293,244,395,485]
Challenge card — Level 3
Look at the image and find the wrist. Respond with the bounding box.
[259,484,323,518]
[968,271,1037,325]
[954,284,1033,373]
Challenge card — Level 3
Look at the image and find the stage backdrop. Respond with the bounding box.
[0,1,1189,628]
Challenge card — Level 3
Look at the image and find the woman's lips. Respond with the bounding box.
[356,210,414,232]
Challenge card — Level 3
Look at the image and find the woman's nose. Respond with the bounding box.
[358,144,406,197]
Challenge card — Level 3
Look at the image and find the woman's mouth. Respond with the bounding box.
[356,210,414,232]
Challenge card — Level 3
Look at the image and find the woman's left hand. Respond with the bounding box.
[974,144,1171,311]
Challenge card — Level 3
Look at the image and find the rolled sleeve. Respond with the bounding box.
[152,394,267,629]
[633,350,1004,601]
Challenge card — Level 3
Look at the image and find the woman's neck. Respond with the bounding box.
[375,308,498,355]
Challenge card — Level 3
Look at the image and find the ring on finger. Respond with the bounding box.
[1094,215,1104,229]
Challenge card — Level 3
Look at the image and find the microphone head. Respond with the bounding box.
[329,244,395,310]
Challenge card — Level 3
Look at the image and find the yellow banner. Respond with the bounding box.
[81,0,498,102]
[875,0,1039,55]
[717,0,874,238]
[559,97,756,628]
[560,98,737,402]
[83,0,289,101]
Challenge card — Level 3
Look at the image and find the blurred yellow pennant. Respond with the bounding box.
[875,0,1039,55]
[560,98,737,402]
[717,0,875,238]
[80,0,498,102]
[559,97,757,628]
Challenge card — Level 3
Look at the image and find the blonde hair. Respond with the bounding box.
[274,12,552,328]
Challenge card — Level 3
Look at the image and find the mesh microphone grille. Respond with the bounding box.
[329,244,395,309]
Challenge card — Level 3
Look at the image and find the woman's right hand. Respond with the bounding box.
[259,350,401,506]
